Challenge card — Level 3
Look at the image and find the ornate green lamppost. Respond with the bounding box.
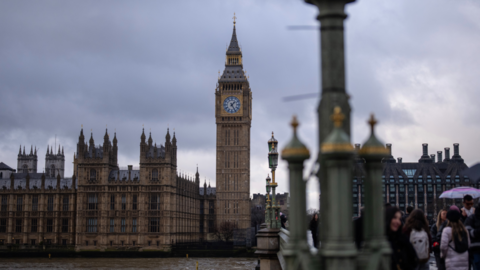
[268,133,280,229]
[357,115,391,269]
[265,174,272,227]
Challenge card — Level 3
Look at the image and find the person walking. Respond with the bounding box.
[464,203,480,270]
[461,195,475,223]
[440,209,470,270]
[403,209,431,270]
[309,213,318,248]
[432,208,448,270]
[386,206,418,270]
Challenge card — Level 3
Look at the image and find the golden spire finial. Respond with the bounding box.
[233,13,237,25]
[291,115,299,133]
[368,113,377,133]
[331,106,344,128]
[81,124,83,128]
[271,131,274,138]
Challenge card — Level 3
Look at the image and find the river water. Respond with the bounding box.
[0,257,258,270]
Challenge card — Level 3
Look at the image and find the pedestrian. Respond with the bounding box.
[385,206,418,270]
[464,203,480,270]
[280,213,287,229]
[309,213,318,248]
[440,209,470,270]
[461,195,475,223]
[354,208,364,250]
[403,209,431,270]
[432,208,448,270]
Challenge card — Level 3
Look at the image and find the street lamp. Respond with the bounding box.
[265,174,272,226]
[267,132,281,229]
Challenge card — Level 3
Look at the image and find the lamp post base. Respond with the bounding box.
[255,228,281,270]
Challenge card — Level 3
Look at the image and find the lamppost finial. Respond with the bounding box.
[331,106,345,128]
[368,113,378,134]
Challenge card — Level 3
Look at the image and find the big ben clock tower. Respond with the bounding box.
[215,17,252,230]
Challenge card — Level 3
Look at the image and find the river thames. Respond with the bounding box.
[0,257,258,269]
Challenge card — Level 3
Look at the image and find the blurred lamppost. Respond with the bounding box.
[268,132,280,228]
[265,174,272,226]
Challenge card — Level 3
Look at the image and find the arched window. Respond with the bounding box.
[50,165,55,177]
[152,169,158,181]
[22,165,28,173]
[0,172,2,179]
[90,169,96,181]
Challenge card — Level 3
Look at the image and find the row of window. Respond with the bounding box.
[0,239,69,246]
[84,239,161,247]
[1,195,69,212]
[354,177,468,184]
[88,194,158,211]
[0,218,69,233]
[87,218,158,233]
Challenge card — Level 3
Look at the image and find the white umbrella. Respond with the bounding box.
[439,186,480,199]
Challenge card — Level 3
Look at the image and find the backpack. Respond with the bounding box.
[410,229,430,263]
[449,230,469,254]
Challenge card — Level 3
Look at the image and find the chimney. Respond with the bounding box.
[453,143,460,156]
[437,151,442,163]
[128,165,132,181]
[397,157,402,163]
[422,143,428,156]
[386,144,392,156]
[128,165,133,171]
[445,147,450,161]
[430,154,435,163]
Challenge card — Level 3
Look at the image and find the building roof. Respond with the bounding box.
[108,170,140,182]
[0,177,75,190]
[226,25,241,55]
[0,162,15,171]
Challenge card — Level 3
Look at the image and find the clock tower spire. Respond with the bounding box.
[215,17,252,230]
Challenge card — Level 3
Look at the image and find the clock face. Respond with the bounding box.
[223,96,241,113]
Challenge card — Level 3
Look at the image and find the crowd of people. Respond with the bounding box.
[352,195,480,270]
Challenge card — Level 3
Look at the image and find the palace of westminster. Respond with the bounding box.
[0,21,252,250]
[0,20,472,251]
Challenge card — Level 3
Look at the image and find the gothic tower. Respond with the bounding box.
[215,19,252,229]
[45,144,65,178]
[17,145,38,173]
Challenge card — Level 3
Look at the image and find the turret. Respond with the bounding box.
[195,166,200,185]
[148,132,153,146]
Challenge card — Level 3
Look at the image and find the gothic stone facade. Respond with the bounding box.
[0,149,76,247]
[73,128,215,250]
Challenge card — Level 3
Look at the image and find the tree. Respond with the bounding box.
[251,206,265,228]
[213,220,237,242]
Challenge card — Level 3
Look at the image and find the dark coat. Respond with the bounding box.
[388,227,418,270]
[464,210,480,252]
[354,216,363,250]
[431,223,440,253]
[309,218,318,237]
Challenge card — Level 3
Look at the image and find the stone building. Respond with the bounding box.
[72,128,216,250]
[353,143,470,221]
[0,149,76,246]
[0,21,257,249]
[215,20,252,230]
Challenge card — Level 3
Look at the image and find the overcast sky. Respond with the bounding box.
[1,0,480,210]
